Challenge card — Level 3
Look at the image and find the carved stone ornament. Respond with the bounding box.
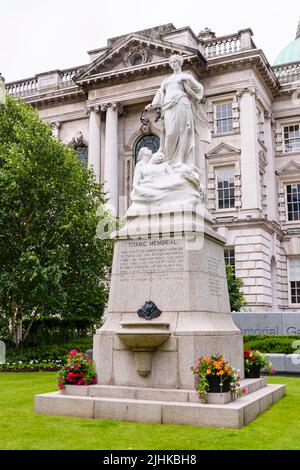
[137,301,162,321]
[123,46,152,68]
[70,131,87,149]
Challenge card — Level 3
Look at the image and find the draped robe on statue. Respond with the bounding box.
[151,73,211,166]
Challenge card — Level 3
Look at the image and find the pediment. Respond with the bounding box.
[276,160,300,176]
[206,142,241,159]
[74,34,200,83]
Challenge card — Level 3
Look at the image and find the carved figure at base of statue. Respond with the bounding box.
[127,147,205,216]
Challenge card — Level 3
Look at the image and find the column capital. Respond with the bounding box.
[85,104,102,116]
[108,102,124,115]
[236,87,258,100]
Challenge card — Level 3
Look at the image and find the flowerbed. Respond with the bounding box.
[5,337,93,363]
[0,359,62,372]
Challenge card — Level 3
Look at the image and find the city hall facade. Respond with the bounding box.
[4,22,300,313]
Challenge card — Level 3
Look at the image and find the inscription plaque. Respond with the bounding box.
[119,239,184,280]
[207,255,222,297]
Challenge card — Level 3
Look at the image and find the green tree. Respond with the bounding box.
[0,96,113,345]
[226,264,247,312]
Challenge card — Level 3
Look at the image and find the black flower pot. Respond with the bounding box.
[207,375,231,393]
[245,364,261,379]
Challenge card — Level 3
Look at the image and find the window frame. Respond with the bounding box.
[288,258,300,307]
[224,247,235,275]
[283,123,300,154]
[214,100,234,136]
[285,182,300,224]
[215,166,236,211]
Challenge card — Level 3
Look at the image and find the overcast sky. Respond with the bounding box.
[1,0,299,82]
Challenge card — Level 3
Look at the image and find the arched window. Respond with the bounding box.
[70,132,88,167]
[134,135,160,165]
[75,146,88,167]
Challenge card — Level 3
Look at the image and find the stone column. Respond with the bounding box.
[104,103,122,215]
[88,105,101,183]
[51,121,61,139]
[264,112,278,222]
[238,88,261,215]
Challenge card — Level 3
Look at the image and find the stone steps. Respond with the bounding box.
[60,377,267,402]
[34,380,285,429]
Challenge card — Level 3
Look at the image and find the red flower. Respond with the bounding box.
[252,356,257,361]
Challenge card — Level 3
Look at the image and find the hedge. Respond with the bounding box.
[5,337,93,363]
[1,335,299,373]
[244,335,300,354]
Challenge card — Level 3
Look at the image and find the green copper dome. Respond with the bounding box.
[274,20,300,65]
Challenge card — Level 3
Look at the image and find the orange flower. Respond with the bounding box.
[213,361,221,370]
[219,370,224,376]
[207,369,212,375]
[228,371,232,376]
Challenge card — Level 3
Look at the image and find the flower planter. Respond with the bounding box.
[207,375,231,393]
[245,365,261,379]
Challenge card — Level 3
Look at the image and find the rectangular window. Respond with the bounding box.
[289,259,300,304]
[284,124,300,153]
[286,183,300,222]
[215,102,234,134]
[224,248,235,274]
[216,167,235,210]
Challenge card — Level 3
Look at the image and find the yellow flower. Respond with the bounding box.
[207,369,212,375]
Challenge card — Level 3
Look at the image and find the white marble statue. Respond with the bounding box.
[127,147,205,215]
[145,54,211,166]
[127,54,210,216]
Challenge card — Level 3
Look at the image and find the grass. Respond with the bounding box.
[0,373,299,450]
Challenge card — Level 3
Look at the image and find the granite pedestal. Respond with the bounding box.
[34,209,285,428]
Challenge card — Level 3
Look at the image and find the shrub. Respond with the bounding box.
[244,335,300,354]
[6,337,93,363]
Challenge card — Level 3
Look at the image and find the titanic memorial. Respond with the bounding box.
[35,55,285,428]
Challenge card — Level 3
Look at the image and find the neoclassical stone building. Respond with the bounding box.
[3,22,300,312]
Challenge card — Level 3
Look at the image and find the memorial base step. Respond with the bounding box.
[34,379,285,429]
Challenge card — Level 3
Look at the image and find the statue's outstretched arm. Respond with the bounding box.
[145,80,166,110]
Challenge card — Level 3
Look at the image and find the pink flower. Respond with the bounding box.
[58,383,63,390]
[69,349,78,357]
[242,388,247,395]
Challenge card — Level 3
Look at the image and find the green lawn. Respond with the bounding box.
[0,373,299,450]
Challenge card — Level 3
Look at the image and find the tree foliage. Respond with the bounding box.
[0,96,113,345]
[226,264,247,312]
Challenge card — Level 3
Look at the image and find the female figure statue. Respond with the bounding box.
[145,54,211,167]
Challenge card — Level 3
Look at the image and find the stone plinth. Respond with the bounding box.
[93,210,244,390]
[34,209,286,428]
[34,379,286,429]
